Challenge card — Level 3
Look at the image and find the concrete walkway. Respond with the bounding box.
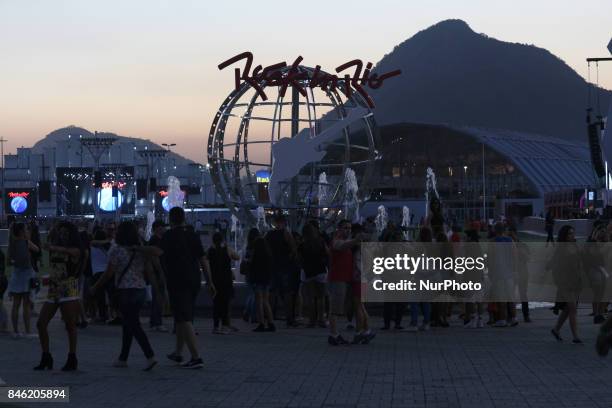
[0,306,611,408]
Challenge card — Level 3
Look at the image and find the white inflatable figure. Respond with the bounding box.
[318,172,330,217]
[401,206,411,241]
[166,176,184,210]
[318,172,329,206]
[375,205,388,237]
[269,106,369,205]
[344,168,360,223]
[425,167,439,218]
[230,214,238,250]
[256,206,269,231]
[145,210,155,242]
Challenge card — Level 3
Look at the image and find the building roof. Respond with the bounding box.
[448,125,598,194]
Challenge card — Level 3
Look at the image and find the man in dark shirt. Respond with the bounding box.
[147,220,168,332]
[161,207,215,369]
[265,214,299,327]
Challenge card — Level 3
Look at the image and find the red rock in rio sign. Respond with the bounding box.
[8,192,30,198]
[218,52,401,108]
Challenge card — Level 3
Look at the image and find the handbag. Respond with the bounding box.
[29,277,41,292]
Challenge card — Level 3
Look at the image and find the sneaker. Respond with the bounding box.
[351,333,364,344]
[345,323,355,331]
[166,352,184,364]
[112,359,128,368]
[181,358,204,369]
[550,329,563,342]
[265,323,276,332]
[107,317,122,326]
[213,327,231,335]
[253,324,267,332]
[464,318,477,329]
[143,358,158,371]
[523,315,532,323]
[419,323,430,332]
[510,319,519,327]
[406,325,418,332]
[328,335,349,346]
[494,320,508,328]
[572,338,584,345]
[228,326,240,332]
[394,325,406,331]
[360,331,377,344]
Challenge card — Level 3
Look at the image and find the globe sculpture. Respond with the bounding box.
[10,196,28,214]
[208,64,379,228]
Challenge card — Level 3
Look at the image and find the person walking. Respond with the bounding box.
[161,207,215,369]
[298,223,329,328]
[328,220,360,345]
[89,229,111,322]
[34,221,83,371]
[208,232,240,334]
[7,223,39,338]
[550,226,583,344]
[147,220,169,332]
[91,221,158,370]
[245,228,275,332]
[265,214,300,327]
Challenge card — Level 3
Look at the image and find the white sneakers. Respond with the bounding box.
[464,317,485,329]
[213,326,232,335]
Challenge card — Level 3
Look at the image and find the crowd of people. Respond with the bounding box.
[2,204,612,372]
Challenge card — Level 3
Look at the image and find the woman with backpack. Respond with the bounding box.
[208,232,240,334]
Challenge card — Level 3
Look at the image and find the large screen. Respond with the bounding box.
[5,188,37,217]
[56,167,135,216]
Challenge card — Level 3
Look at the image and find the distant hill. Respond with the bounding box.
[369,19,611,142]
[31,126,195,166]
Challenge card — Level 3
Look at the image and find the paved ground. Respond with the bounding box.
[1,305,611,408]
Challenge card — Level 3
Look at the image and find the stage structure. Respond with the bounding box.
[56,167,135,216]
[586,39,612,206]
[207,53,395,229]
[137,149,168,214]
[80,133,116,218]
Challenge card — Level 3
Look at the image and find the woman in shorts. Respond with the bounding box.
[34,221,83,371]
[7,222,39,338]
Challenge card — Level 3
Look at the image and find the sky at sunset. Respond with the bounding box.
[0,0,611,163]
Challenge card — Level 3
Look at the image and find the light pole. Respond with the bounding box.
[463,165,468,222]
[0,137,6,224]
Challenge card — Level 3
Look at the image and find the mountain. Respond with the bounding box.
[369,19,611,142]
[31,126,195,166]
